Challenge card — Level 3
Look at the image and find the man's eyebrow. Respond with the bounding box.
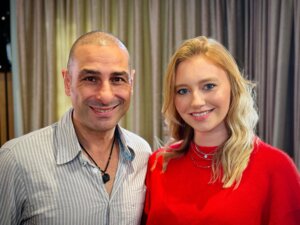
[111,71,129,76]
[78,69,130,79]
[79,69,100,76]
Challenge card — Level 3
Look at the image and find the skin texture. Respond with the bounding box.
[62,43,134,194]
[174,56,231,146]
[62,44,133,140]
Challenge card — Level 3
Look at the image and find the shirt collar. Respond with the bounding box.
[54,108,135,165]
[115,125,135,161]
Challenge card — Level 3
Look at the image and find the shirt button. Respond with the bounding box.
[92,167,99,174]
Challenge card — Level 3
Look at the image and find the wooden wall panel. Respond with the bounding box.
[0,72,14,146]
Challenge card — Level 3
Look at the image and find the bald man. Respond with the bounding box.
[0,31,151,225]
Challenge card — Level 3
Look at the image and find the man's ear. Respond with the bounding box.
[130,69,135,92]
[62,69,71,96]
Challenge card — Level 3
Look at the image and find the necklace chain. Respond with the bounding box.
[190,143,217,169]
[193,144,214,160]
[80,135,116,184]
[190,154,212,168]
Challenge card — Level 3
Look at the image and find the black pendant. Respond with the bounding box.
[102,173,110,183]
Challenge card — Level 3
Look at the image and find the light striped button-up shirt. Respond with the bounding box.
[0,108,151,225]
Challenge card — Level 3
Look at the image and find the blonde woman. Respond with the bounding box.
[142,36,300,225]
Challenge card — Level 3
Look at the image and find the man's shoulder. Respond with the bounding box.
[1,123,56,151]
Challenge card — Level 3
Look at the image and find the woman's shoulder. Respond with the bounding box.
[251,138,300,216]
[151,141,182,155]
[253,138,299,175]
[148,141,183,166]
[254,138,291,159]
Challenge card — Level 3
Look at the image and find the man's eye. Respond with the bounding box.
[204,83,216,90]
[111,77,128,83]
[83,77,97,82]
[176,88,189,95]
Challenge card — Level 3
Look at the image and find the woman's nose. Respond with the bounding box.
[191,91,205,107]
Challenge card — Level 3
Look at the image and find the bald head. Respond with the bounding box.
[67,31,130,71]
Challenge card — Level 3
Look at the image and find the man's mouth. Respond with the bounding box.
[90,104,119,113]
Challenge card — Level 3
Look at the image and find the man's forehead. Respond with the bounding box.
[74,44,129,60]
[71,45,127,63]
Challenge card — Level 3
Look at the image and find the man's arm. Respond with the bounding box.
[0,148,27,225]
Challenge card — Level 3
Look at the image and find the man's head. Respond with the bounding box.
[62,31,134,136]
[67,31,131,72]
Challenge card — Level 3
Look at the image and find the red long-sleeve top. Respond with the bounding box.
[142,138,300,225]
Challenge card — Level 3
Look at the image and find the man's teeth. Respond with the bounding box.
[93,107,113,113]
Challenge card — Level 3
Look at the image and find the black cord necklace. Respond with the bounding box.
[80,135,116,184]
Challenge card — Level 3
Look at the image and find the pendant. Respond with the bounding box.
[102,173,110,184]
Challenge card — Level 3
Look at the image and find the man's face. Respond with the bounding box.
[63,44,134,135]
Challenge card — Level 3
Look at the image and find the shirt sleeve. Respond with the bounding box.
[267,150,300,225]
[0,148,27,225]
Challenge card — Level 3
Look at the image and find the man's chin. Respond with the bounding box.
[88,121,117,133]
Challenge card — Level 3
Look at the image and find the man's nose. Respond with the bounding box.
[96,81,114,103]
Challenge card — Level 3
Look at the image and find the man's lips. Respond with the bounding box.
[90,104,119,113]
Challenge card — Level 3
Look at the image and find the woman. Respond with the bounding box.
[142,36,300,225]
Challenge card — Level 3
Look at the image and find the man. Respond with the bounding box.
[0,31,151,225]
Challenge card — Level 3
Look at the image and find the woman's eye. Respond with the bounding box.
[204,83,216,90]
[176,88,189,95]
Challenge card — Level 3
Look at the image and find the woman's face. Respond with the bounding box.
[174,56,231,145]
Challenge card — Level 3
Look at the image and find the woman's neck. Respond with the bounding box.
[194,127,229,147]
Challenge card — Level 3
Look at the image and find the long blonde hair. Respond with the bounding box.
[161,36,259,188]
